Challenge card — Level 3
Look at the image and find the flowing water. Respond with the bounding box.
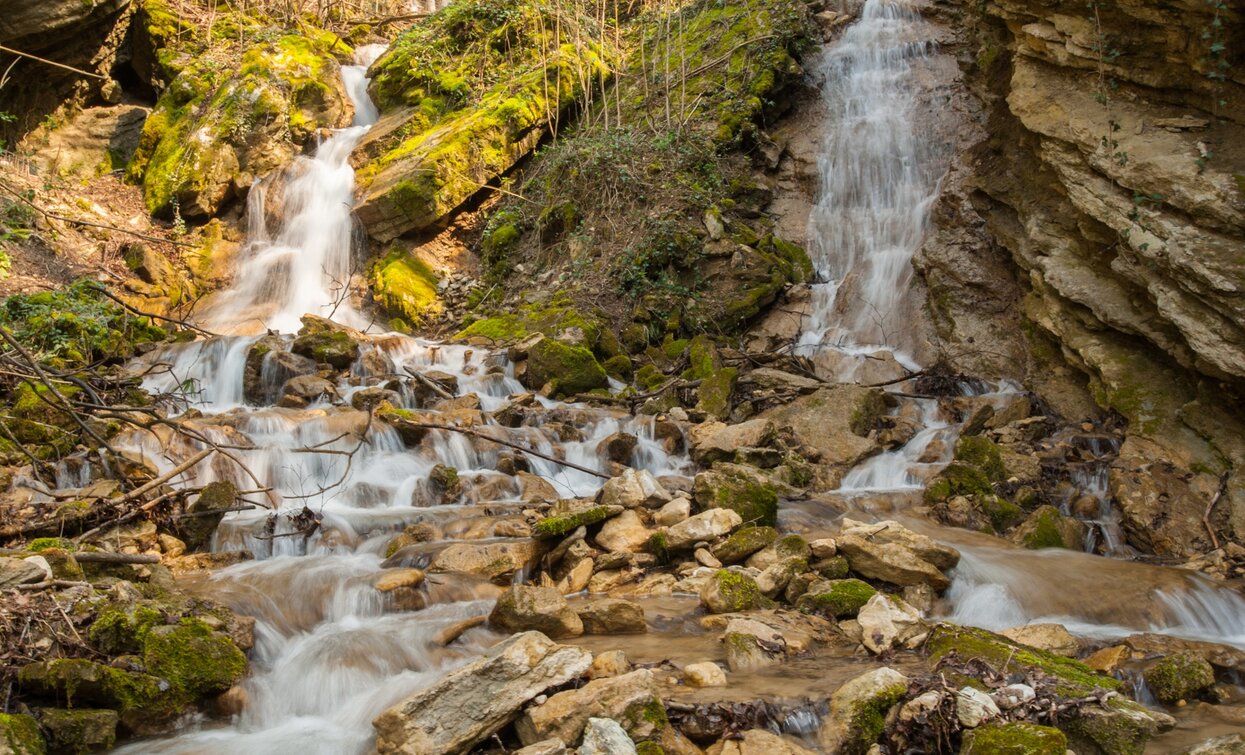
[109,3,1245,752]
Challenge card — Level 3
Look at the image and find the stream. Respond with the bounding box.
[110,3,1245,753]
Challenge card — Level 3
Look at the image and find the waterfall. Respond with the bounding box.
[201,45,388,336]
[798,0,938,372]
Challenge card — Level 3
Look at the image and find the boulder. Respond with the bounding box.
[1000,623,1079,657]
[291,318,361,370]
[856,594,926,654]
[594,510,653,554]
[522,338,608,397]
[1011,505,1088,550]
[575,599,647,635]
[817,667,909,754]
[797,579,877,619]
[0,712,45,755]
[839,519,960,571]
[654,498,691,527]
[699,570,772,614]
[664,509,743,551]
[711,527,778,564]
[757,386,885,466]
[709,728,818,755]
[683,662,727,688]
[0,556,49,587]
[598,433,639,464]
[956,686,1001,728]
[588,651,631,680]
[689,419,777,465]
[599,469,671,509]
[961,723,1067,754]
[489,586,584,639]
[723,618,787,672]
[515,669,657,746]
[373,632,592,754]
[1143,651,1215,704]
[836,534,951,592]
[280,375,337,406]
[425,540,545,582]
[693,464,783,527]
[991,684,1037,711]
[578,718,637,755]
[36,708,117,753]
[745,534,811,571]
[755,557,805,598]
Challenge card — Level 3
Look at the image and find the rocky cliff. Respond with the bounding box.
[918,0,1245,556]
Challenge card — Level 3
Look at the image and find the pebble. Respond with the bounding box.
[694,548,722,568]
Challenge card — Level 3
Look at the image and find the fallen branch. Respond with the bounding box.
[1203,472,1229,551]
[0,44,107,79]
[97,288,218,338]
[0,178,195,248]
[406,367,455,400]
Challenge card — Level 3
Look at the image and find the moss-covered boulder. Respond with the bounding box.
[817,667,909,755]
[37,708,118,753]
[924,462,994,504]
[693,464,780,527]
[142,618,248,701]
[129,30,353,218]
[710,526,778,564]
[927,624,1163,755]
[370,247,443,329]
[953,436,1007,482]
[696,367,739,420]
[532,505,615,538]
[1012,505,1088,550]
[961,723,1067,754]
[0,713,45,755]
[699,569,773,614]
[355,0,612,241]
[523,337,608,397]
[1143,651,1215,704]
[88,602,164,656]
[798,579,877,619]
[177,480,237,550]
[291,318,361,369]
[17,659,164,713]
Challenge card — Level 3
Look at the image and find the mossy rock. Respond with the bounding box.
[1143,651,1214,704]
[693,465,778,527]
[17,659,164,713]
[371,248,443,327]
[799,579,876,618]
[924,462,994,504]
[1014,505,1085,550]
[927,624,1123,695]
[178,480,237,549]
[696,367,738,420]
[682,335,720,380]
[849,389,889,436]
[635,364,668,392]
[0,713,45,755]
[142,618,247,700]
[603,354,634,381]
[710,526,778,564]
[954,436,1007,482]
[813,555,850,580]
[533,506,613,538]
[977,495,1025,533]
[701,569,773,613]
[961,722,1067,754]
[37,708,117,754]
[88,602,164,655]
[291,328,359,370]
[455,314,528,343]
[524,338,608,398]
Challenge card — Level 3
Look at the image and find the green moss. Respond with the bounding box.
[700,465,777,526]
[849,390,888,436]
[924,462,994,504]
[89,603,164,655]
[37,708,117,754]
[646,530,671,559]
[291,328,359,369]
[533,505,612,538]
[696,366,738,419]
[682,335,720,380]
[1142,651,1214,704]
[1022,506,1071,550]
[954,436,1007,482]
[602,354,634,381]
[0,713,45,755]
[710,526,778,563]
[634,364,668,392]
[813,555,850,580]
[799,579,876,618]
[844,682,906,755]
[708,569,771,612]
[978,495,1025,533]
[371,249,442,326]
[927,624,1123,695]
[142,617,247,700]
[962,723,1066,754]
[455,314,528,342]
[17,659,164,712]
[525,338,608,397]
[27,538,76,552]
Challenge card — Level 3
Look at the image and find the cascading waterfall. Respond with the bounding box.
[798,0,938,372]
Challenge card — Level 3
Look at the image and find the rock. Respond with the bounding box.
[1001,623,1079,657]
[664,509,743,551]
[693,464,782,527]
[599,469,671,510]
[757,386,884,467]
[351,386,401,411]
[0,712,45,754]
[839,519,960,571]
[490,586,584,639]
[836,534,951,593]
[699,570,771,614]
[723,618,787,672]
[683,662,727,688]
[598,433,638,464]
[856,594,926,654]
[514,740,568,755]
[588,651,631,680]
[578,718,637,755]
[991,684,1036,711]
[374,569,426,592]
[711,526,778,564]
[654,498,691,526]
[797,579,877,619]
[373,632,593,754]
[817,667,909,754]
[809,538,837,558]
[688,419,777,465]
[37,708,118,753]
[695,548,723,568]
[960,723,1067,754]
[956,686,1001,728]
[425,540,545,581]
[291,318,360,370]
[755,557,805,598]
[1183,735,1245,755]
[534,506,619,539]
[0,556,49,587]
[739,368,822,395]
[595,510,653,554]
[1084,645,1131,673]
[1144,651,1215,704]
[1011,505,1088,551]
[515,669,656,746]
[575,599,646,635]
[745,534,811,571]
[522,338,608,398]
[709,728,818,755]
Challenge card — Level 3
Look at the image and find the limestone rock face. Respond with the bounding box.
[373,632,592,755]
